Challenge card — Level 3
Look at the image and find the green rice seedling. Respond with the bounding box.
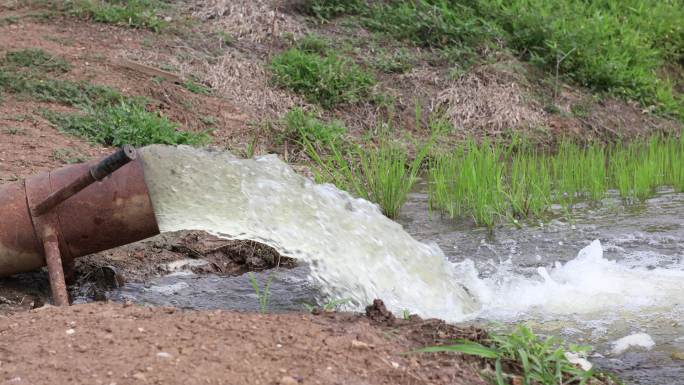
[430,139,507,228]
[416,325,612,385]
[359,139,429,219]
[248,272,273,314]
[300,115,430,218]
[507,149,552,219]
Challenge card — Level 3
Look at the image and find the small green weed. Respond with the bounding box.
[51,148,88,164]
[66,0,169,31]
[0,70,123,108]
[303,298,350,313]
[2,127,25,135]
[296,34,330,55]
[282,108,345,147]
[248,272,273,314]
[182,80,212,95]
[302,0,364,21]
[270,48,375,109]
[3,49,71,73]
[370,48,413,74]
[43,101,209,147]
[417,325,613,385]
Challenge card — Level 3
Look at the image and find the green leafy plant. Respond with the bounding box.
[417,325,612,385]
[248,272,273,314]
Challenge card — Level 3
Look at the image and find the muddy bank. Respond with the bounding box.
[0,231,296,315]
[0,301,487,385]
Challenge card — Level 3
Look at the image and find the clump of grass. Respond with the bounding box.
[0,71,122,108]
[66,0,169,31]
[363,0,497,51]
[302,0,365,21]
[3,49,71,73]
[0,59,208,147]
[282,108,345,147]
[270,48,375,109]
[301,118,432,219]
[296,34,331,55]
[295,0,684,121]
[478,0,684,119]
[182,80,212,95]
[418,325,617,385]
[370,48,413,74]
[43,101,209,147]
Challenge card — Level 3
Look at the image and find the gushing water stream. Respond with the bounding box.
[138,145,477,319]
[132,145,684,384]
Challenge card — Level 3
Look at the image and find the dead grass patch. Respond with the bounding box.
[189,0,307,43]
[436,59,546,137]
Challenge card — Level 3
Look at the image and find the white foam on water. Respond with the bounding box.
[138,145,684,323]
[611,333,656,355]
[472,240,684,321]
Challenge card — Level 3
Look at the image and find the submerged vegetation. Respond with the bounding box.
[419,325,619,385]
[430,135,684,227]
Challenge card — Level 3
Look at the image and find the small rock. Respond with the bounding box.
[351,340,371,350]
[390,361,400,369]
[156,352,172,359]
[66,329,76,335]
[132,372,146,381]
[564,352,592,371]
[279,376,299,385]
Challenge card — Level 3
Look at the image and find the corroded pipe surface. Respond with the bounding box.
[33,145,137,216]
[0,153,160,279]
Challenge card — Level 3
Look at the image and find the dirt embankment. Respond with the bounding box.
[0,301,487,385]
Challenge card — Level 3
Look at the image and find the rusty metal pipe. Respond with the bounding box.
[41,225,69,306]
[33,145,137,216]
[0,146,160,305]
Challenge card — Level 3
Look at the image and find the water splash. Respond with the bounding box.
[139,145,477,320]
[471,240,684,320]
[138,145,684,323]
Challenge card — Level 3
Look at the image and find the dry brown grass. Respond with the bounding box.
[436,59,546,136]
[190,0,307,43]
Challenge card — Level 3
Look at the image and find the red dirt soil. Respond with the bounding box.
[0,302,487,385]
